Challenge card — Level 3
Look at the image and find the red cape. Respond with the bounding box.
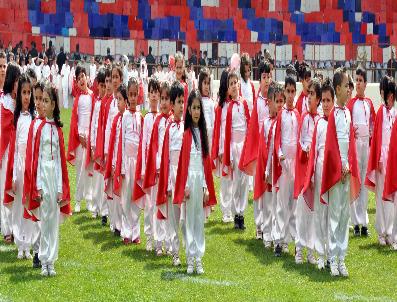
[173,129,217,207]
[238,95,266,176]
[223,99,250,177]
[104,112,122,197]
[132,118,145,206]
[142,113,169,190]
[293,112,319,199]
[295,91,307,115]
[91,96,105,171]
[27,120,71,220]
[253,118,276,200]
[320,107,360,204]
[272,108,300,188]
[3,129,16,205]
[382,115,397,201]
[66,89,93,165]
[347,96,376,128]
[211,105,222,171]
[365,105,384,192]
[138,83,144,105]
[0,105,14,162]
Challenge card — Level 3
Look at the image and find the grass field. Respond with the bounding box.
[0,108,396,302]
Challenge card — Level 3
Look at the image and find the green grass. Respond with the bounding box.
[0,108,396,302]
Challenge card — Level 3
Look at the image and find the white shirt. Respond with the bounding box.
[300,113,320,152]
[77,94,92,137]
[263,117,276,177]
[61,64,70,86]
[240,79,254,113]
[12,112,32,181]
[90,97,102,147]
[315,118,328,166]
[141,112,157,175]
[34,63,43,81]
[231,101,248,132]
[169,120,184,152]
[128,69,138,81]
[352,98,372,138]
[334,106,351,167]
[202,96,215,132]
[121,110,142,174]
[111,116,122,168]
[42,65,51,81]
[89,64,97,85]
[278,108,299,157]
[104,96,119,153]
[380,106,396,165]
[156,116,168,170]
[256,92,270,131]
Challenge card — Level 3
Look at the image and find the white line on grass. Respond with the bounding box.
[0,245,16,252]
[162,271,237,287]
[334,292,396,302]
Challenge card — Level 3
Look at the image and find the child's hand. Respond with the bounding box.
[57,193,63,203]
[184,189,190,200]
[167,190,172,198]
[279,155,285,162]
[203,189,209,204]
[79,135,87,148]
[12,181,16,194]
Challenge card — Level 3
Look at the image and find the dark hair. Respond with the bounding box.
[127,76,139,91]
[308,78,322,100]
[4,62,21,95]
[303,66,312,80]
[321,77,335,100]
[198,67,210,96]
[14,73,35,126]
[284,76,296,90]
[348,74,354,90]
[274,83,285,100]
[34,80,45,93]
[26,68,37,81]
[218,69,229,108]
[267,82,276,101]
[0,51,6,59]
[184,89,209,157]
[355,66,367,83]
[160,81,171,97]
[148,76,160,93]
[44,83,63,127]
[258,61,271,78]
[105,67,112,78]
[75,64,87,78]
[170,81,184,104]
[380,75,389,94]
[111,63,123,81]
[96,67,106,84]
[333,67,347,92]
[227,70,239,93]
[240,53,252,82]
[383,76,396,106]
[117,83,128,101]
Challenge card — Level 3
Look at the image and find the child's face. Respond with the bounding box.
[21,82,31,112]
[175,60,184,81]
[267,98,276,116]
[160,90,171,114]
[98,82,106,98]
[284,84,296,108]
[112,69,122,92]
[149,87,159,111]
[303,76,311,92]
[105,76,112,95]
[42,91,55,119]
[116,92,126,113]
[189,98,201,126]
[307,85,319,113]
[321,90,334,117]
[260,72,271,91]
[336,73,349,105]
[77,72,88,91]
[228,76,239,100]
[202,76,210,96]
[34,88,44,117]
[243,64,251,81]
[12,80,19,98]
[172,95,184,120]
[0,57,6,82]
[355,74,366,97]
[274,93,285,113]
[386,92,395,109]
[128,84,139,110]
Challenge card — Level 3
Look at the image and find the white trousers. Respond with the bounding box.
[328,178,350,261]
[0,148,12,236]
[185,153,205,259]
[295,194,314,251]
[231,140,249,215]
[62,83,69,109]
[75,145,93,205]
[350,138,369,226]
[107,179,122,232]
[92,170,108,216]
[258,190,274,242]
[313,166,328,256]
[120,156,140,241]
[374,171,394,239]
[38,158,61,265]
[220,176,232,217]
[392,197,397,244]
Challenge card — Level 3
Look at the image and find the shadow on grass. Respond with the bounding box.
[121,248,166,263]
[208,226,244,236]
[1,264,44,283]
[78,222,104,232]
[82,229,124,252]
[72,213,94,225]
[204,219,224,228]
[233,238,282,266]
[358,242,393,254]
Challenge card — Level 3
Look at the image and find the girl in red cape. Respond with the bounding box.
[156,81,185,267]
[173,90,216,275]
[302,78,335,270]
[0,62,21,243]
[4,74,35,260]
[104,84,127,238]
[294,78,321,265]
[253,83,284,248]
[26,84,71,277]
[365,76,396,246]
[321,68,360,277]
[174,52,189,115]
[295,67,311,115]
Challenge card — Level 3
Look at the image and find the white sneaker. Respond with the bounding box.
[91,212,97,219]
[392,242,397,250]
[24,250,33,260]
[264,241,272,249]
[48,264,56,276]
[386,236,393,246]
[187,257,194,274]
[330,259,339,276]
[156,248,163,257]
[307,250,316,265]
[255,228,263,240]
[379,236,387,246]
[317,257,325,270]
[146,238,153,252]
[17,250,24,259]
[41,264,48,276]
[172,254,181,266]
[338,260,349,277]
[282,243,289,254]
[74,201,81,213]
[295,249,303,264]
[196,258,204,275]
[222,215,232,223]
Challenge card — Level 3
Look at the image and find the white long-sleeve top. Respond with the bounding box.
[202,96,215,132]
[90,97,102,148]
[61,64,70,86]
[299,113,320,152]
[169,121,184,152]
[334,106,351,168]
[314,118,328,168]
[89,64,97,85]
[278,108,299,157]
[219,103,228,156]
[186,127,207,190]
[111,116,122,169]
[121,110,142,175]
[50,64,58,81]
[256,92,270,132]
[104,96,119,153]
[141,112,157,175]
[352,98,372,138]
[263,117,276,178]
[156,116,168,170]
[12,112,32,181]
[380,106,396,165]
[240,79,254,113]
[77,94,92,137]
[36,119,63,194]
[42,64,51,81]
